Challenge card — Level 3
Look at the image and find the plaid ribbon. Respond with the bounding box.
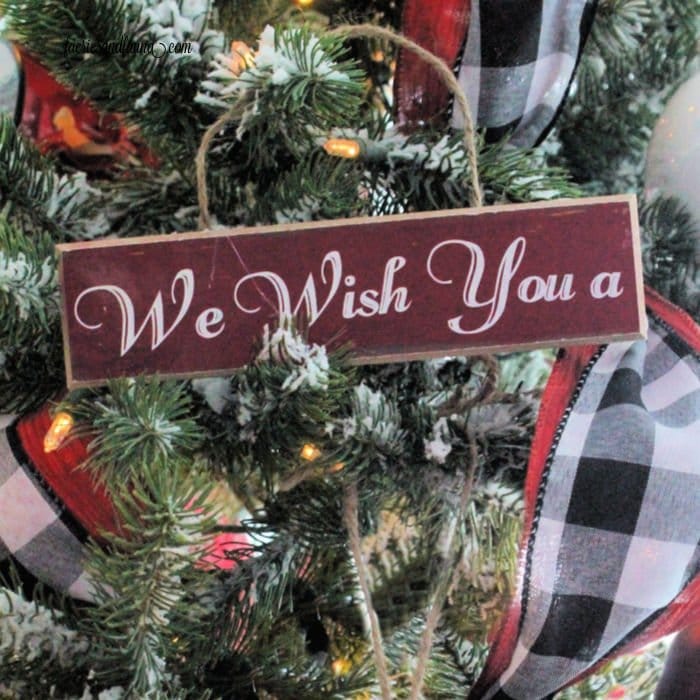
[451,0,597,146]
[0,406,242,599]
[471,292,700,699]
[0,416,95,601]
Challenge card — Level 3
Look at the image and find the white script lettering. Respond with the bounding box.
[234,252,411,322]
[517,274,576,303]
[74,269,194,356]
[196,307,225,338]
[590,272,624,299]
[427,238,527,334]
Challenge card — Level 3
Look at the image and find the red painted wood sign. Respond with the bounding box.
[58,195,645,388]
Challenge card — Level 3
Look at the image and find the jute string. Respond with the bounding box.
[196,106,239,230]
[194,23,492,698]
[409,357,497,700]
[327,24,484,209]
[343,482,393,700]
[195,23,484,229]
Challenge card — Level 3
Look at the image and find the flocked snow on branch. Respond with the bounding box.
[0,249,56,323]
[0,588,88,668]
[196,24,362,139]
[129,0,223,69]
[256,322,330,392]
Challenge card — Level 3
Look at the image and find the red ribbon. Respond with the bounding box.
[394,0,471,131]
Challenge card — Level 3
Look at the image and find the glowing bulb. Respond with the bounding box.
[371,50,385,62]
[300,443,322,461]
[229,40,255,75]
[44,412,74,453]
[329,462,345,473]
[295,0,314,7]
[323,138,361,160]
[331,657,352,676]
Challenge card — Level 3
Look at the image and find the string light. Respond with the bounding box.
[329,462,345,474]
[300,443,322,461]
[323,138,361,160]
[294,0,314,8]
[43,412,75,453]
[331,657,352,676]
[229,40,255,75]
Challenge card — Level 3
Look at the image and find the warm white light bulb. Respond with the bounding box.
[44,412,75,453]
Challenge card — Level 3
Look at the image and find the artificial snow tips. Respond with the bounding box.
[130,0,223,69]
[339,384,405,457]
[0,588,89,667]
[0,249,56,321]
[191,376,233,414]
[424,417,453,464]
[257,322,330,392]
[255,25,349,87]
[196,24,354,122]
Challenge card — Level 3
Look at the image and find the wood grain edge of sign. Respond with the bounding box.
[63,328,647,391]
[627,193,649,340]
[54,194,638,252]
[57,251,77,390]
[350,329,647,366]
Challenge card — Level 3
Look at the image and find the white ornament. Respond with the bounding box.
[645,72,700,254]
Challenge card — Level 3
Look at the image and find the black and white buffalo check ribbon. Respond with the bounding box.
[452,0,598,147]
[471,309,700,699]
[0,416,94,601]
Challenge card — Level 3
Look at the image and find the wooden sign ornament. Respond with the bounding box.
[58,195,645,388]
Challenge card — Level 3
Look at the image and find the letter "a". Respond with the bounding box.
[590,272,623,299]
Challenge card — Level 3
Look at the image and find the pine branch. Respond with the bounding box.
[443,482,523,641]
[0,569,93,698]
[195,25,366,225]
[347,125,581,214]
[641,195,699,316]
[202,539,345,697]
[205,324,354,499]
[550,0,699,193]
[63,378,203,485]
[100,168,200,237]
[197,25,364,131]
[0,115,108,241]
[0,327,65,413]
[559,640,670,699]
[0,215,65,411]
[590,0,652,56]
[4,0,224,168]
[0,217,58,347]
[82,462,220,697]
[378,618,472,699]
[253,154,363,225]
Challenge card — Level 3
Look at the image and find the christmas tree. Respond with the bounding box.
[0,1,698,698]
